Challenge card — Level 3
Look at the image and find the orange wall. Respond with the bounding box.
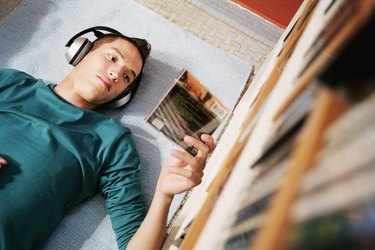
[232,0,303,29]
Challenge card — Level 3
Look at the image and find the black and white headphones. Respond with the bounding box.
[65,26,151,108]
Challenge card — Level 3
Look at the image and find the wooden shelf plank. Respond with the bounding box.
[250,86,349,250]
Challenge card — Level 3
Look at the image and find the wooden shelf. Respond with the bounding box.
[162,1,374,249]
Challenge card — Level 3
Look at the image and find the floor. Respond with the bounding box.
[1,0,282,74]
[0,0,21,19]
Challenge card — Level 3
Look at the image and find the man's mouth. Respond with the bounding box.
[97,75,111,91]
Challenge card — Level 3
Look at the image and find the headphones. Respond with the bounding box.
[65,26,151,108]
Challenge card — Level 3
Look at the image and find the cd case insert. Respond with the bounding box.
[146,69,228,155]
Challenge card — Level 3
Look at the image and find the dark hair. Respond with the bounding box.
[92,34,151,108]
[92,34,151,65]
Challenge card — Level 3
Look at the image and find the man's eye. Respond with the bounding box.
[123,74,130,83]
[108,54,115,62]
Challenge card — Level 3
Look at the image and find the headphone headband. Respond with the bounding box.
[65,26,123,47]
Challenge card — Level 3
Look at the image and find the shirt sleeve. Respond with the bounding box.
[0,68,33,90]
[99,131,146,250]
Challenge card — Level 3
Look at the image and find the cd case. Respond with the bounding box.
[146,69,228,155]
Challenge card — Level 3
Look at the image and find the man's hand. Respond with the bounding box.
[0,156,7,170]
[127,135,215,250]
[157,134,216,198]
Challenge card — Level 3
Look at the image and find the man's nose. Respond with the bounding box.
[108,64,126,83]
[108,70,119,82]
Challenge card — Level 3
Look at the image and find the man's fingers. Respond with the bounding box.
[171,149,198,167]
[200,134,216,152]
[165,155,187,167]
[183,135,210,158]
[167,166,202,186]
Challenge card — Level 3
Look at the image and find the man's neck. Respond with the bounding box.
[54,78,97,110]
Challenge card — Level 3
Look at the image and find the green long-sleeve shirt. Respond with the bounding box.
[0,69,146,250]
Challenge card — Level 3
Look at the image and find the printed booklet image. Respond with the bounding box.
[146,69,228,155]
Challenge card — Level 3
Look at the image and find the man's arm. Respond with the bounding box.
[126,134,215,250]
[99,131,147,249]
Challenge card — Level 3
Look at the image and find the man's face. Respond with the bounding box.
[69,37,143,106]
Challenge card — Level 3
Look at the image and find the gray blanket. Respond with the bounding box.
[0,0,253,248]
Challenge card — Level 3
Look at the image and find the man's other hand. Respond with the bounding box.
[0,156,7,170]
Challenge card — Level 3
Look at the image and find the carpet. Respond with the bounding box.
[0,0,253,248]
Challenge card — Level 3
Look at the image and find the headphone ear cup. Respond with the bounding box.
[106,93,132,109]
[65,37,93,66]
